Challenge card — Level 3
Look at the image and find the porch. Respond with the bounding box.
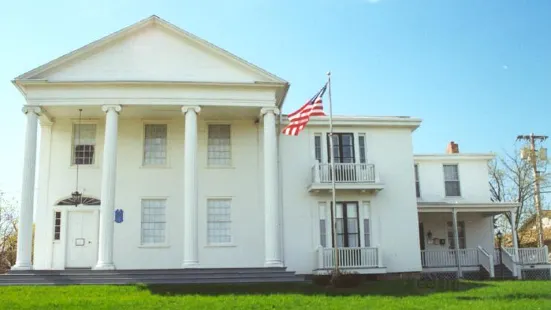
[313,247,386,274]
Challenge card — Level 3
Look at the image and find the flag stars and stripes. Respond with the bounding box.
[282,83,328,136]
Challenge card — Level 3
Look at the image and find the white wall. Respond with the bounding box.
[418,212,494,254]
[415,158,492,202]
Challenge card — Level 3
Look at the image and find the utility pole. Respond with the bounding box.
[517,133,548,248]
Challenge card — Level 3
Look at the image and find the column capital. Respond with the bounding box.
[181,106,201,114]
[260,107,280,116]
[22,106,42,115]
[102,104,122,113]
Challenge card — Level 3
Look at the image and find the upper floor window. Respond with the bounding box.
[208,125,231,167]
[443,164,461,197]
[314,134,322,162]
[143,124,167,166]
[414,164,421,198]
[328,133,355,163]
[358,134,367,164]
[72,124,96,165]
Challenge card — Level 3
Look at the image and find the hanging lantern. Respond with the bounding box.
[71,190,82,206]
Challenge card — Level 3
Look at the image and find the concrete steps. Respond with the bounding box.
[0,267,304,286]
[493,264,516,280]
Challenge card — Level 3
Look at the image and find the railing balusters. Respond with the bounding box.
[313,163,377,184]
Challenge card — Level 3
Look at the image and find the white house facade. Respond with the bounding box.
[10,16,548,280]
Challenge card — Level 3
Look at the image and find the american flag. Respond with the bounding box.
[281,83,328,136]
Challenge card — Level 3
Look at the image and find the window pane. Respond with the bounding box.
[443,165,459,181]
[208,125,231,166]
[319,219,326,247]
[141,199,167,245]
[73,124,96,165]
[207,199,232,244]
[314,135,322,162]
[143,124,167,165]
[359,135,366,164]
[364,219,370,247]
[445,181,461,196]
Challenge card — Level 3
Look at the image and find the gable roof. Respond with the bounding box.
[14,15,288,87]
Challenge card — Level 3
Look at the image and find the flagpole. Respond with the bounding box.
[327,71,340,275]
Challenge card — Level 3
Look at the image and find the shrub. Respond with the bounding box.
[311,273,331,286]
[330,270,363,288]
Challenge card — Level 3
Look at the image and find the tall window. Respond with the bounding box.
[143,124,167,165]
[414,164,421,198]
[72,124,96,165]
[447,221,466,249]
[443,164,461,197]
[319,202,327,247]
[208,125,231,166]
[327,133,355,163]
[358,134,367,164]
[141,199,167,245]
[362,202,371,247]
[53,211,61,241]
[314,134,322,163]
[332,202,360,247]
[207,199,232,244]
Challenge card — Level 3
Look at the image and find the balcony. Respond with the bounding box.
[314,247,385,274]
[308,162,384,193]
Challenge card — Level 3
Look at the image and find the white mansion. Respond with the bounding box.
[10,15,547,279]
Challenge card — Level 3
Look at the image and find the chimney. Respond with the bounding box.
[446,141,459,154]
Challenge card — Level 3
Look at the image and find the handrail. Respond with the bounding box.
[500,246,517,277]
[477,246,494,278]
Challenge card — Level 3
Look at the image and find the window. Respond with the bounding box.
[362,202,371,247]
[141,199,166,245]
[207,199,231,244]
[327,133,355,163]
[319,202,327,247]
[143,124,167,165]
[447,221,466,249]
[414,164,421,198]
[332,202,360,247]
[208,125,231,166]
[314,134,322,163]
[358,134,367,164]
[443,164,461,197]
[72,124,96,165]
[53,212,61,241]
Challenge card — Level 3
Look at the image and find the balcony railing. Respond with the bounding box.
[316,247,382,269]
[498,246,549,265]
[311,162,377,184]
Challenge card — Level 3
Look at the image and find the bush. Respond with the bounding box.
[311,274,331,286]
[330,270,364,288]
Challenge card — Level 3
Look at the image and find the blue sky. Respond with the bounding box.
[0,0,550,197]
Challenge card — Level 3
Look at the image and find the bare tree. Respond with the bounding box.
[0,192,18,273]
[489,147,550,245]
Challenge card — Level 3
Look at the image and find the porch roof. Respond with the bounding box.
[418,201,519,214]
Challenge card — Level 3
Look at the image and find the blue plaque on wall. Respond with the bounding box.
[114,209,124,223]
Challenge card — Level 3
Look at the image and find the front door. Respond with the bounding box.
[66,211,98,268]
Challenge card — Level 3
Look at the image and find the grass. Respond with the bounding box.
[1,280,551,309]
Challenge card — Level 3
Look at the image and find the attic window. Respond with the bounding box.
[57,196,101,206]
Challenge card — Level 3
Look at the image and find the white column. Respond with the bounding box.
[94,104,121,270]
[261,107,283,267]
[510,210,519,261]
[182,106,201,268]
[452,208,462,278]
[12,106,41,270]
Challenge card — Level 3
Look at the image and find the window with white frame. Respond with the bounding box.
[362,202,371,247]
[414,164,421,198]
[207,199,232,244]
[314,134,322,163]
[53,211,61,241]
[143,124,167,165]
[72,124,96,165]
[443,164,461,197]
[207,125,231,166]
[318,202,327,247]
[447,221,466,249]
[358,134,367,164]
[141,199,167,245]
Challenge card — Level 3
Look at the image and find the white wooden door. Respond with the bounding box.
[66,211,98,268]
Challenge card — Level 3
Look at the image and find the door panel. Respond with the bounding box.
[66,211,98,268]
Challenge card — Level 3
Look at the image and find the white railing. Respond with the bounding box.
[312,162,376,184]
[500,247,549,265]
[317,247,379,269]
[421,249,478,267]
[477,246,494,278]
[500,246,517,277]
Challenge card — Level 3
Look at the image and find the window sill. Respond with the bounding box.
[443,196,463,199]
[204,243,236,248]
[139,165,171,170]
[138,244,171,249]
[205,166,235,170]
[69,164,99,169]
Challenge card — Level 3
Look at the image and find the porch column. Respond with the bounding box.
[95,104,121,270]
[510,210,519,263]
[182,106,201,268]
[261,107,283,267]
[452,208,462,278]
[12,106,41,270]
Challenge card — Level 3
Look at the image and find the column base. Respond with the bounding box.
[181,261,200,268]
[11,262,33,271]
[264,260,284,268]
[94,262,116,270]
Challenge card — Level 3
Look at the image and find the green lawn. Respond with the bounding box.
[1,280,551,309]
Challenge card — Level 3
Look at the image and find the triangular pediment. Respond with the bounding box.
[16,16,287,85]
